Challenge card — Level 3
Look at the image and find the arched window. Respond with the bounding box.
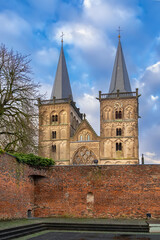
[87,134,90,141]
[116,142,122,151]
[52,145,56,152]
[115,111,122,119]
[80,135,83,141]
[119,142,122,150]
[52,114,58,123]
[116,128,122,136]
[73,116,76,129]
[52,131,56,139]
[60,111,67,124]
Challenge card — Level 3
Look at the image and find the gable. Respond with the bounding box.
[71,119,99,142]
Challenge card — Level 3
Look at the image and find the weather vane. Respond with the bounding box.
[117,26,122,40]
[60,32,64,44]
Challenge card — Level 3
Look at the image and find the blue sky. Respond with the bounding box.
[1,0,160,163]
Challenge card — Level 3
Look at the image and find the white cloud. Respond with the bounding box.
[146,61,160,73]
[151,95,159,101]
[35,47,59,66]
[51,22,115,75]
[0,11,30,37]
[143,152,160,164]
[145,152,156,157]
[82,0,141,30]
[83,0,92,8]
[53,23,110,50]
[39,82,53,99]
[76,90,100,134]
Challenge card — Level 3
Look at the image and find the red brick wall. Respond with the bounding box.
[0,154,47,220]
[34,165,160,219]
[0,154,160,219]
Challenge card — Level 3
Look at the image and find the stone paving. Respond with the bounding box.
[29,231,160,240]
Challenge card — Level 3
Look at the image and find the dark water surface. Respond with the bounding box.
[29,231,160,240]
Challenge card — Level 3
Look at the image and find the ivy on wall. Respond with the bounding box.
[0,148,54,167]
[12,153,54,167]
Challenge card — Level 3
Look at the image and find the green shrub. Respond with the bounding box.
[0,148,5,154]
[12,153,54,167]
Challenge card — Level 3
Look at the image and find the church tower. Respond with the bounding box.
[38,40,82,165]
[99,37,140,165]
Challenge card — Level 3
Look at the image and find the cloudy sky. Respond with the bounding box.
[1,0,160,164]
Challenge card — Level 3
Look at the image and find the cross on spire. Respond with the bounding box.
[117,26,122,40]
[60,32,64,44]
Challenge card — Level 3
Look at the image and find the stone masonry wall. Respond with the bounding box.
[0,153,160,219]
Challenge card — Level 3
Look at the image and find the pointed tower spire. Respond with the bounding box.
[109,37,132,93]
[51,39,73,100]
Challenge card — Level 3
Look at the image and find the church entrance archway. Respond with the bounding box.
[72,146,97,165]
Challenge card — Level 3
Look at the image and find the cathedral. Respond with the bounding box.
[38,36,140,165]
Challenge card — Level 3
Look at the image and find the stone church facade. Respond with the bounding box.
[38,38,140,165]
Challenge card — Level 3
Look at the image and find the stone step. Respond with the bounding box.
[0,222,149,239]
[0,224,46,239]
[46,223,149,232]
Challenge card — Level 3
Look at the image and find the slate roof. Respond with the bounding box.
[51,43,73,100]
[109,39,132,93]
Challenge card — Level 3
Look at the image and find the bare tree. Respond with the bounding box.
[0,44,40,153]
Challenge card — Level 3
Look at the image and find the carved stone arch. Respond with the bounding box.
[84,130,92,141]
[115,161,121,165]
[124,105,134,119]
[125,138,134,158]
[76,120,79,128]
[60,141,66,159]
[73,116,76,129]
[104,161,112,165]
[78,129,92,141]
[40,111,47,125]
[50,110,58,124]
[114,102,123,119]
[114,102,123,110]
[60,128,66,139]
[56,162,64,166]
[104,140,112,158]
[103,106,113,120]
[60,110,67,124]
[126,161,131,165]
[72,146,97,165]
[126,125,134,136]
[70,112,73,123]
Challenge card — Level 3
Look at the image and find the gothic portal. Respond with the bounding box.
[38,37,140,165]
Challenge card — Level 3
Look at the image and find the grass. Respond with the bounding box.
[0,219,43,230]
[12,230,51,240]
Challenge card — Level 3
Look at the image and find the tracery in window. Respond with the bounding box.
[115,111,122,119]
[52,114,58,122]
[73,146,96,165]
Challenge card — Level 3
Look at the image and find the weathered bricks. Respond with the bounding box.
[0,153,160,219]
